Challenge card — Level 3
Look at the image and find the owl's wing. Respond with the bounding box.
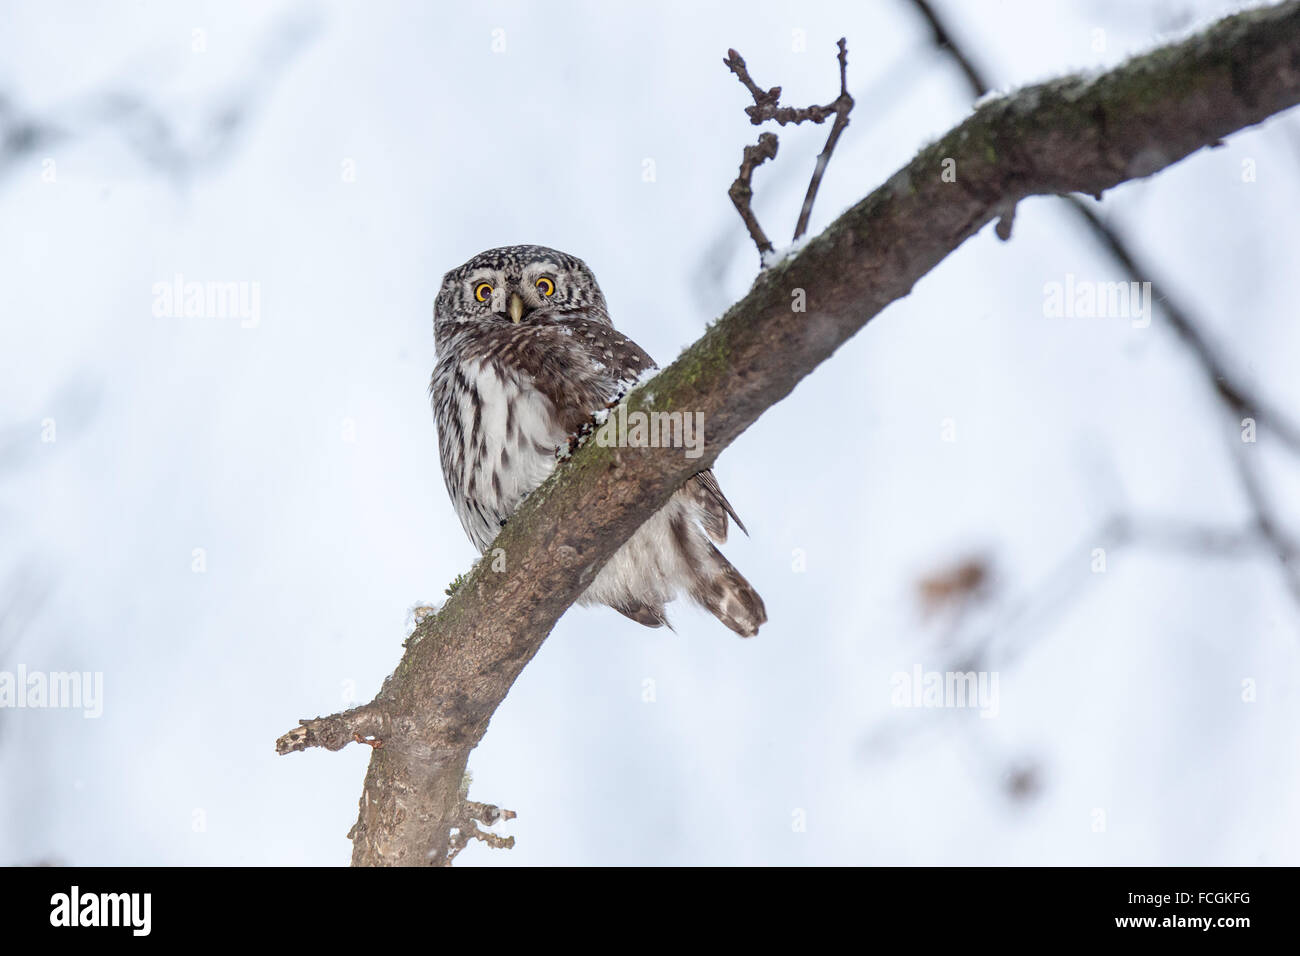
[687,469,748,543]
[542,316,749,544]
[523,315,656,434]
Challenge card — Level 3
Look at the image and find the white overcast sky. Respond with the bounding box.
[1,0,1297,865]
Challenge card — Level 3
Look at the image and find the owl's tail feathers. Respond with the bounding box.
[615,600,675,632]
[692,548,767,638]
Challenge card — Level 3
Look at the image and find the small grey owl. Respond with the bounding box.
[430,244,766,637]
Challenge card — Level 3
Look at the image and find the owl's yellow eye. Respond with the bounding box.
[535,276,556,297]
[474,282,493,303]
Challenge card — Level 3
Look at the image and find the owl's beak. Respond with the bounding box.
[508,292,525,324]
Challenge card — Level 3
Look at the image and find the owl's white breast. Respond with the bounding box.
[450,357,566,553]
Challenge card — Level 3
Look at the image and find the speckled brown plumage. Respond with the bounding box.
[431,244,765,636]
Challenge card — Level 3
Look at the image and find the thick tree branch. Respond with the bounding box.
[277,1,1300,865]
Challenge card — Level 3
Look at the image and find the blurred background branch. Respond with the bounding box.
[904,0,1300,621]
[0,10,316,187]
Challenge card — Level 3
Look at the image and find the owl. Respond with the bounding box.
[430,244,766,637]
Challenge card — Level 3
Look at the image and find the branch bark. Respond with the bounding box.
[277,1,1300,865]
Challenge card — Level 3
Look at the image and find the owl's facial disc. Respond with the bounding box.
[454,256,568,326]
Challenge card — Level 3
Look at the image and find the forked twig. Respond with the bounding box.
[724,39,855,262]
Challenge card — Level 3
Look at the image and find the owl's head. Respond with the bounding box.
[434,245,610,343]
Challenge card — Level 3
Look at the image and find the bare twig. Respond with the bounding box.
[724,40,855,260]
[794,39,854,241]
[280,2,1300,864]
[445,800,518,863]
[275,704,388,755]
[909,0,991,93]
[691,43,931,314]
[723,48,782,116]
[727,132,779,255]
